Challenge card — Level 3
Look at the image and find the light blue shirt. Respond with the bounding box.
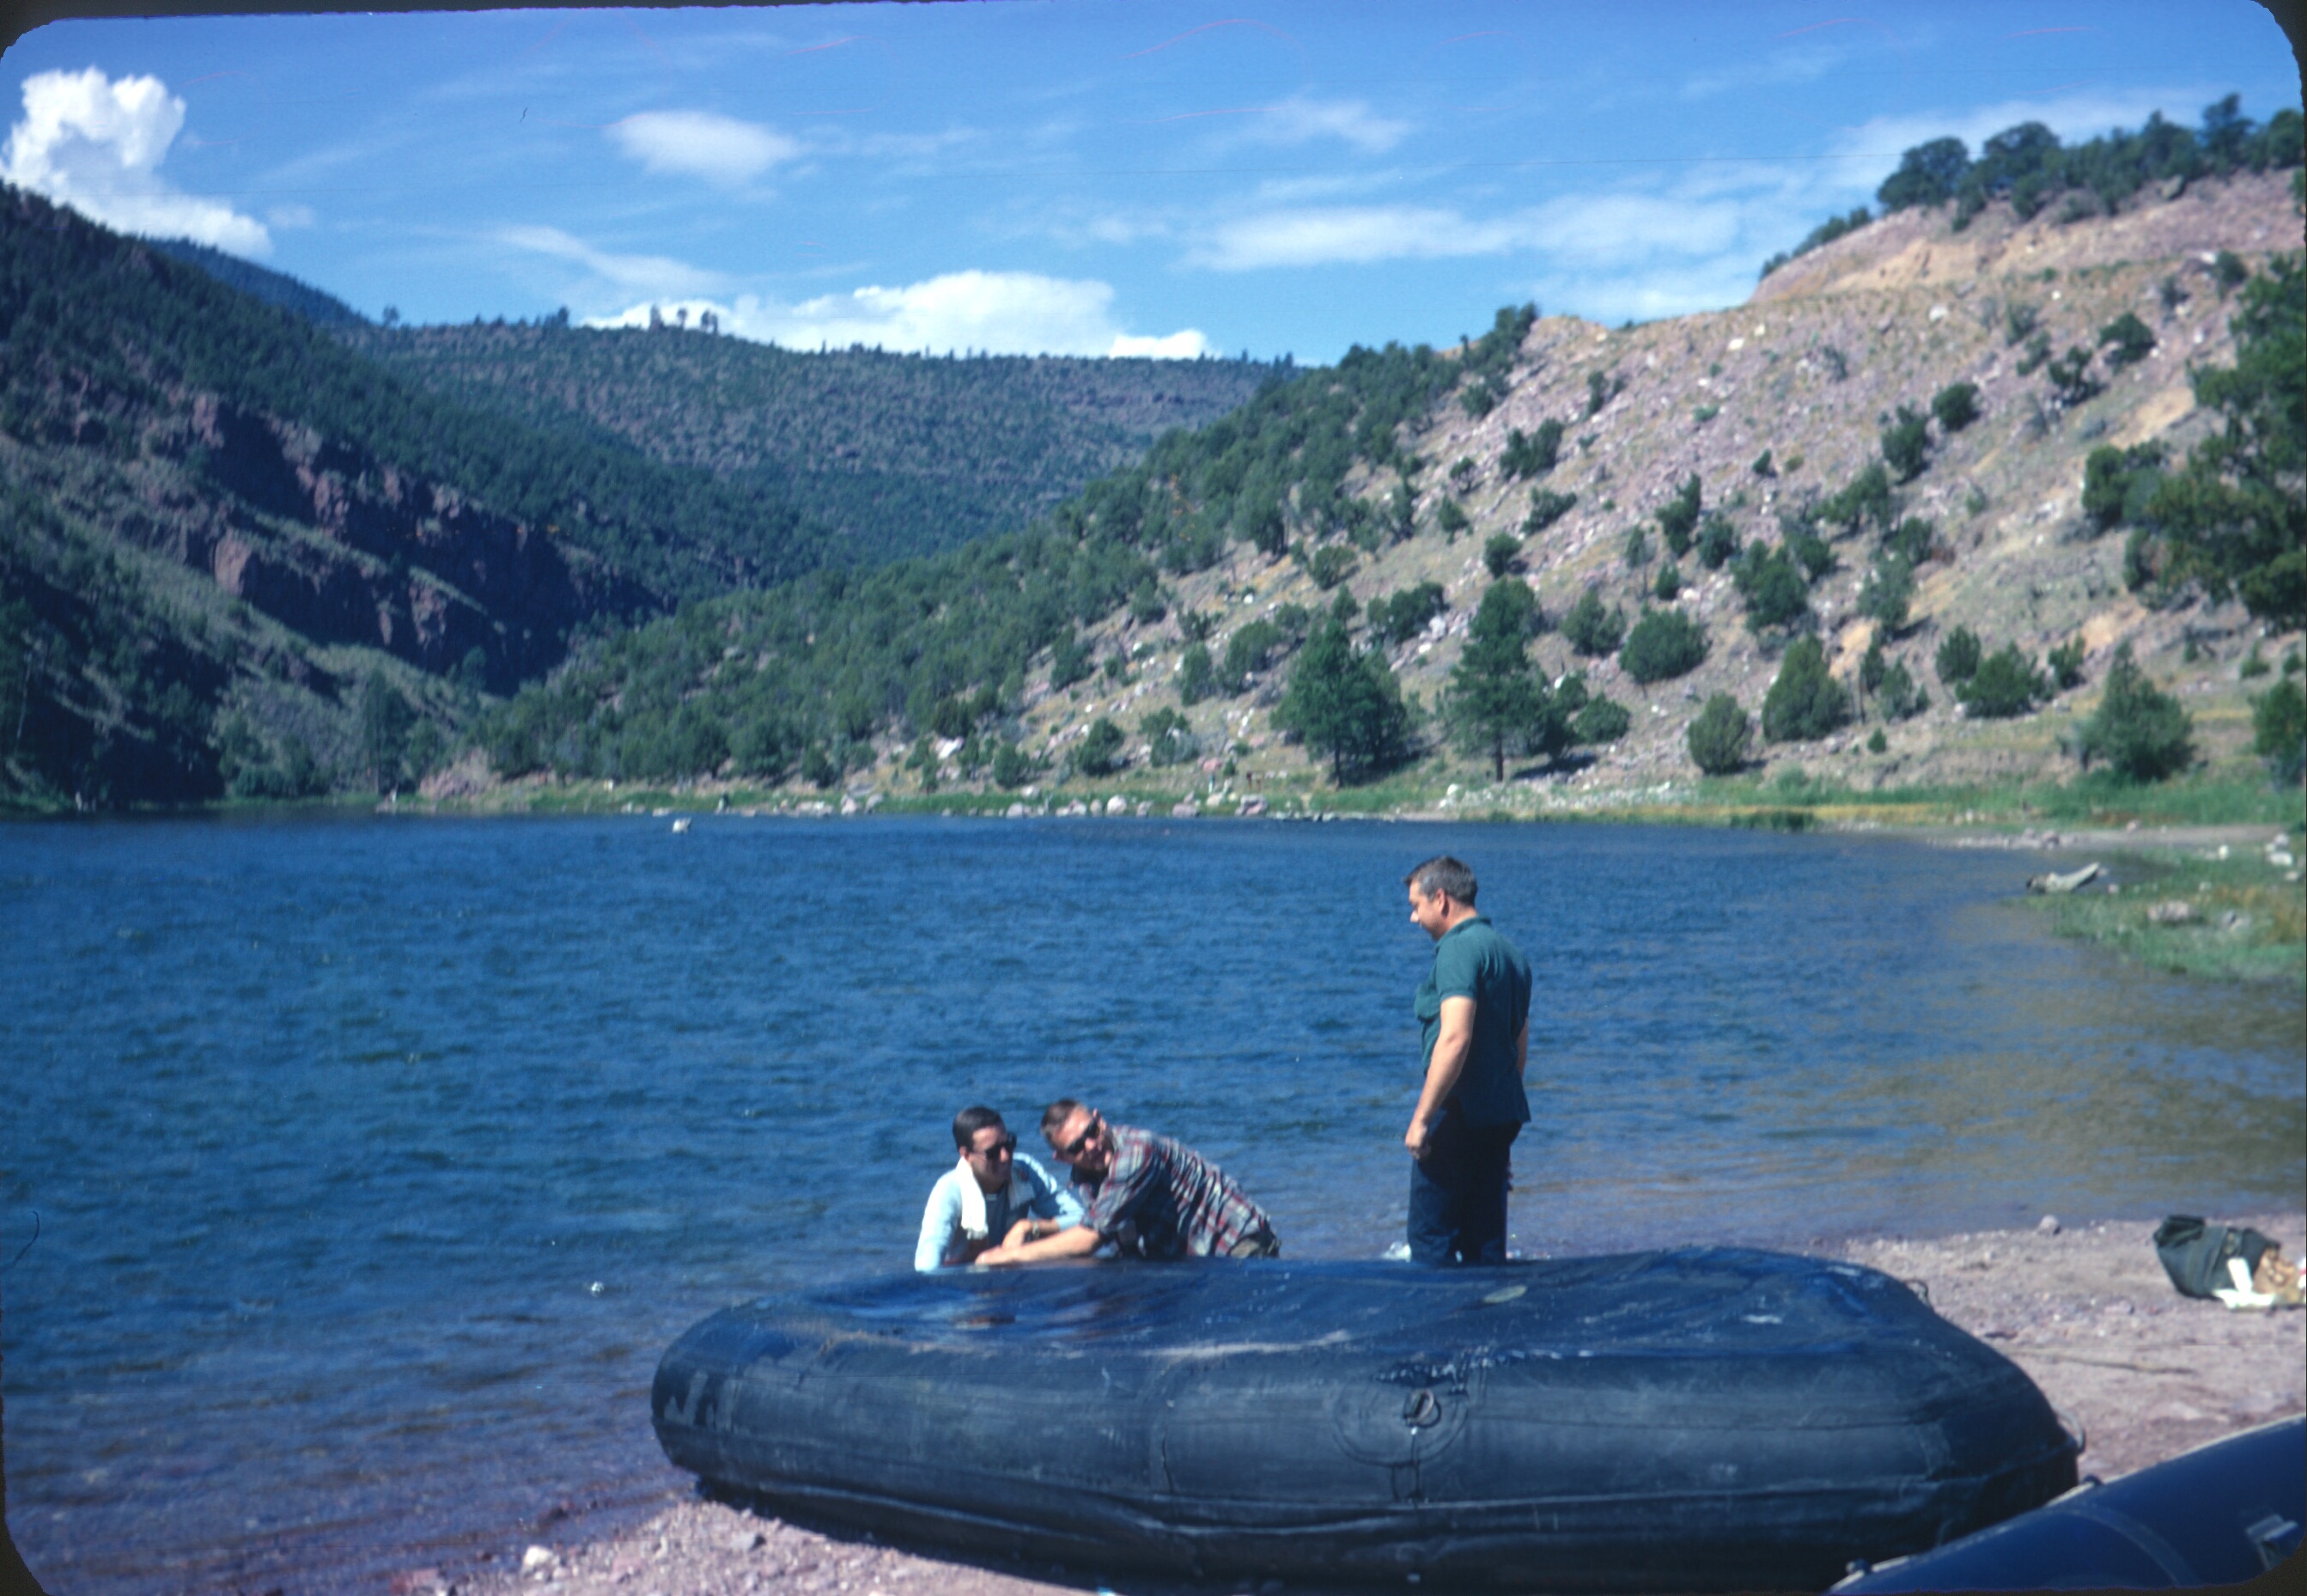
[914,1151,1084,1271]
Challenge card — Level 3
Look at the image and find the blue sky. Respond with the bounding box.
[3,1,2297,362]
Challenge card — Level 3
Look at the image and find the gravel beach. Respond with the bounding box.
[404,1214,2306,1596]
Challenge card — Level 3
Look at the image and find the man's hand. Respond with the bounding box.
[1404,1116,1434,1160]
[978,1223,1103,1267]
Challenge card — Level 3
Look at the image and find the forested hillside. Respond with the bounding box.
[461,100,2301,814]
[341,322,1279,563]
[0,185,1281,808]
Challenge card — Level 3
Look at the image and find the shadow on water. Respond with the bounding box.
[2,814,2298,1592]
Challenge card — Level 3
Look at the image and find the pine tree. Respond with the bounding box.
[1276,612,1410,783]
[1446,581,1544,780]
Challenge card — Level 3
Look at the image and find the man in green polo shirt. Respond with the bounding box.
[1403,854,1531,1264]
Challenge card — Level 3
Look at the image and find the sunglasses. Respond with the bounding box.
[967,1133,1018,1160]
[1056,1116,1103,1160]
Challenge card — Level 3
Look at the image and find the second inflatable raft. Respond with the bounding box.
[653,1248,2078,1591]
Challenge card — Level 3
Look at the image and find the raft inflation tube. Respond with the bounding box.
[652,1249,2078,1591]
[1834,1416,2304,1590]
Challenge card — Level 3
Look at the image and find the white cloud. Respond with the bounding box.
[608,110,800,185]
[1242,96,1412,155]
[1109,331,1208,358]
[588,270,1208,359]
[1190,206,1516,270]
[497,224,733,299]
[2,68,268,254]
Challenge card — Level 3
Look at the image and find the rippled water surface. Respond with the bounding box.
[4,814,2301,1592]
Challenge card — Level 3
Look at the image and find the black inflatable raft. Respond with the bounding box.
[652,1249,2078,1591]
[1834,1415,2304,1590]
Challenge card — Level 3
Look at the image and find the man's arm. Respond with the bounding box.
[1406,994,1476,1158]
[915,1174,962,1272]
[978,1222,1104,1266]
[1517,1018,1529,1081]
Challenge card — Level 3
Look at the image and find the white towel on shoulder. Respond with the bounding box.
[955,1159,1025,1241]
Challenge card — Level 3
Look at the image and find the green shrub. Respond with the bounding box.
[2252,677,2306,783]
[1367,582,1448,647]
[2083,442,2165,531]
[2048,637,2087,689]
[1931,381,1981,432]
[1688,693,1753,774]
[992,739,1041,790]
[1656,473,1703,557]
[2045,345,2101,405]
[1573,694,1633,745]
[2098,311,2157,369]
[1762,636,1852,743]
[1222,618,1285,688]
[1784,517,1835,580]
[1622,525,1650,567]
[1436,498,1470,540]
[1867,728,1888,753]
[1820,461,1894,535]
[1308,544,1360,588]
[1936,625,1982,685]
[1732,543,1811,631]
[1695,512,1740,571]
[1961,643,2047,717]
[1884,515,1934,565]
[1076,716,1127,776]
[1750,449,1776,478]
[1858,552,1915,631]
[2006,303,2040,345]
[1482,533,1521,579]
[1881,404,1931,483]
[1523,488,1578,533]
[1177,642,1218,704]
[1501,420,1563,478]
[1879,659,1929,721]
[2078,644,2194,780]
[1620,608,1709,684]
[1141,706,1198,767]
[1562,588,1627,656]
[1050,630,1094,689]
[1654,559,1683,600]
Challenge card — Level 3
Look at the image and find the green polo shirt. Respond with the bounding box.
[1415,913,1532,1128]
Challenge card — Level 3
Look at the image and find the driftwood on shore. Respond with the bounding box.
[2026,862,2102,894]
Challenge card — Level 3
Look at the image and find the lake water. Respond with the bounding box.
[3,814,2301,1593]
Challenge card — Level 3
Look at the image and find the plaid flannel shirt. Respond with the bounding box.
[1074,1123,1275,1259]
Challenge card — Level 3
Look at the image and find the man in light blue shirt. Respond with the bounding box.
[916,1105,1085,1270]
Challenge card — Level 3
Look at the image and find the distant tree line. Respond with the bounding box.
[1762,95,2302,278]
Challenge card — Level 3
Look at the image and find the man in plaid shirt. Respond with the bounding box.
[977,1100,1280,1264]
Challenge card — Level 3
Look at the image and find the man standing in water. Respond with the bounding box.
[977,1101,1280,1263]
[915,1106,1084,1270]
[1403,856,1531,1264]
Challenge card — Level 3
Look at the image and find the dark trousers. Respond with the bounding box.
[1408,1113,1519,1264]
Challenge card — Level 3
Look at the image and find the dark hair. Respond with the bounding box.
[1405,855,1477,905]
[1041,1098,1084,1137]
[953,1105,1006,1148]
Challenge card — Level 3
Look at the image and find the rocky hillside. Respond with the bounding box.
[743,170,2301,813]
[340,323,1279,563]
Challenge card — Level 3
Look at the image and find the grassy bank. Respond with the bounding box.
[2019,843,2306,985]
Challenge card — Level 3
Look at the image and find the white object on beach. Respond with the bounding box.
[2213,1257,2279,1311]
[521,1544,557,1572]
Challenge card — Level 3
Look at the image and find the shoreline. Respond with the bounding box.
[386,1211,2304,1596]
